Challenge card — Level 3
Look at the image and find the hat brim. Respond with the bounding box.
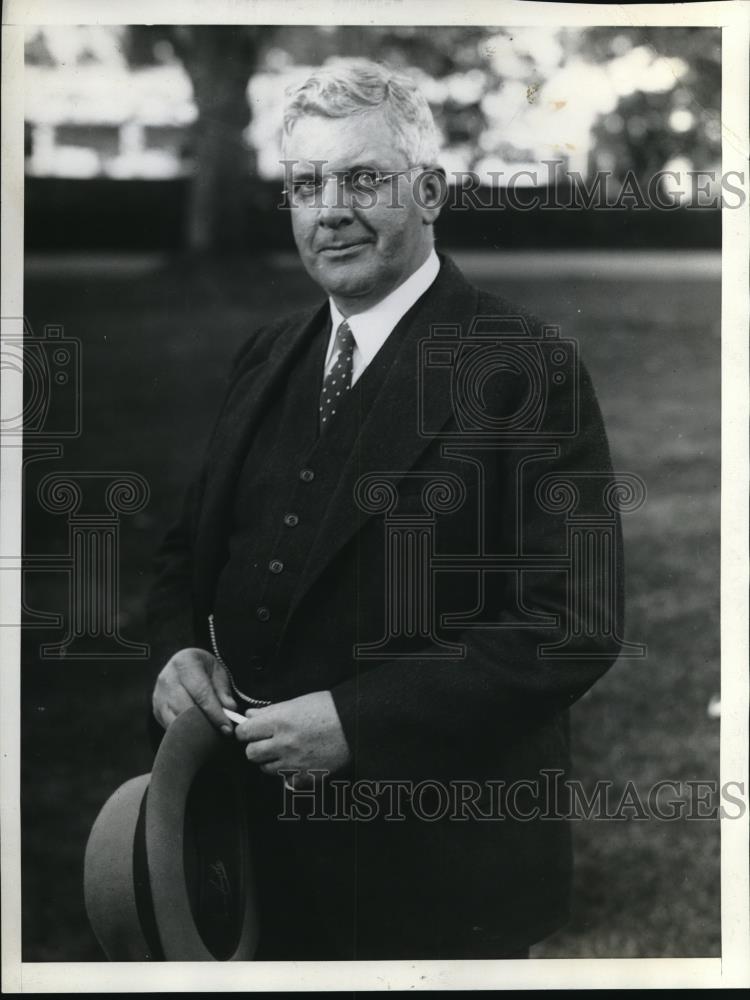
[84,773,155,960]
[84,707,259,961]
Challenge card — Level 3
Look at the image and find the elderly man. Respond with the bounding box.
[148,59,624,960]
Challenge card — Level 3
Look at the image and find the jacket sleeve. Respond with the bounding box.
[146,470,207,671]
[144,324,275,747]
[329,355,629,781]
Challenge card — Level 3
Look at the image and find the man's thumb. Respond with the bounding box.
[212,663,238,711]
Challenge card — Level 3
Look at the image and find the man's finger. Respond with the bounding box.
[244,739,279,765]
[160,704,177,729]
[152,693,167,730]
[260,761,283,777]
[154,683,192,729]
[285,772,314,790]
[243,706,272,720]
[235,716,275,742]
[168,684,197,716]
[184,672,233,734]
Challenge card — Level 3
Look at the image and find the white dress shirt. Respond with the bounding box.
[325,249,440,386]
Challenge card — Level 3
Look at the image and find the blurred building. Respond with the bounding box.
[25,62,196,180]
[22,25,721,251]
[25,24,709,188]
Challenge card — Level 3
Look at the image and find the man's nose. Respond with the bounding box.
[317,175,355,227]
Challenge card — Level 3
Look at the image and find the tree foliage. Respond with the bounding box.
[71,25,723,251]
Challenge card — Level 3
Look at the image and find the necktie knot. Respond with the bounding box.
[334,320,355,356]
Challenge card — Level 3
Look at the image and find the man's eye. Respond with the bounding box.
[292,180,320,197]
[351,170,380,190]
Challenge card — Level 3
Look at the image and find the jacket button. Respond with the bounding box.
[284,513,299,527]
[256,606,271,622]
[269,559,284,574]
[299,468,314,482]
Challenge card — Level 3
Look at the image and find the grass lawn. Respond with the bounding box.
[20,250,720,960]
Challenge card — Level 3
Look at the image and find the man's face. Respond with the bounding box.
[284,108,438,314]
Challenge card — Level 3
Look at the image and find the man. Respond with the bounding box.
[148,60,624,960]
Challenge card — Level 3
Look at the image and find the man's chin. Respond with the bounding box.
[313,262,379,301]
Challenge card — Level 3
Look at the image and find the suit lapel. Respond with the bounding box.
[287,255,479,621]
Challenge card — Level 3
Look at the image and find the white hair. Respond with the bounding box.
[282,58,441,166]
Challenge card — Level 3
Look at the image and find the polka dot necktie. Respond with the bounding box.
[319,320,355,432]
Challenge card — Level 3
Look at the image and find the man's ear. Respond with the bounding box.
[416,166,448,225]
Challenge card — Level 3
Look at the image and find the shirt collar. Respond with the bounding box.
[327,249,440,368]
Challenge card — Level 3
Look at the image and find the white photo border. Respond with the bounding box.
[2,0,748,991]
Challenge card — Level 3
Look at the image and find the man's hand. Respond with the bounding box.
[152,647,238,734]
[234,691,351,783]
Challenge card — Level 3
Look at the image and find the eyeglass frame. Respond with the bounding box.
[280,164,429,208]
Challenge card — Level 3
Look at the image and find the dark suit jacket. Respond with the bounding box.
[147,253,624,958]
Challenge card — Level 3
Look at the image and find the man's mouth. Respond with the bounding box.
[318,240,371,255]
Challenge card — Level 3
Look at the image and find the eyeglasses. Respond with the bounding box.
[281,166,424,205]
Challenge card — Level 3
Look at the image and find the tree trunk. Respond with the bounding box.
[177,28,260,254]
